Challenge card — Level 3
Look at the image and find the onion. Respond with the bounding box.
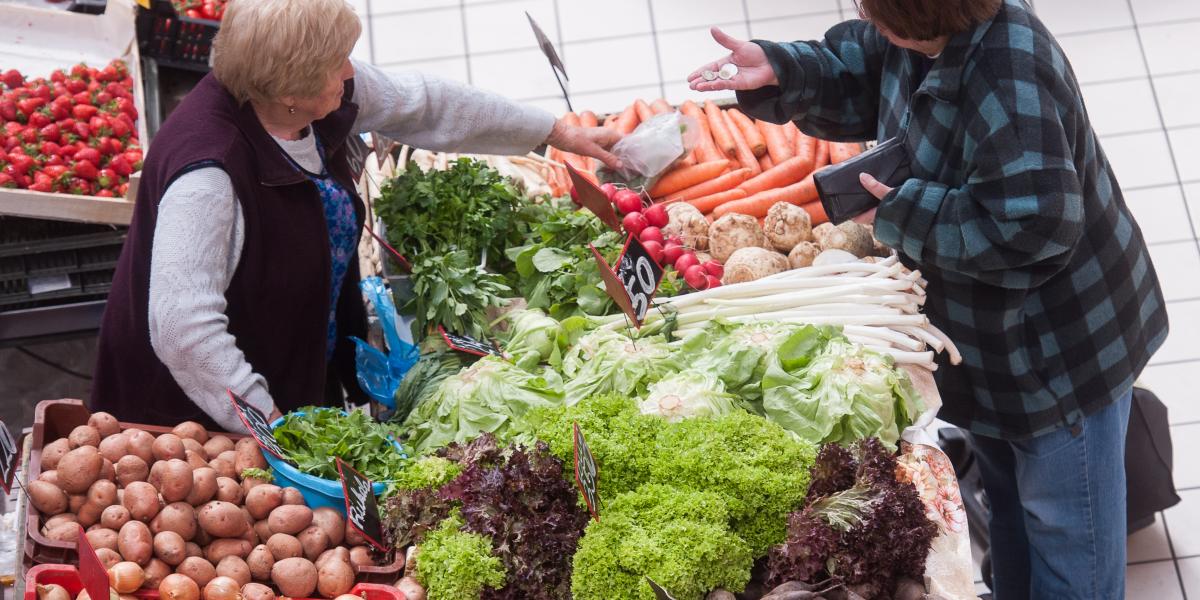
[109,561,146,594]
[394,577,426,600]
[37,584,71,600]
[159,574,201,600]
[332,596,361,600]
[202,577,242,600]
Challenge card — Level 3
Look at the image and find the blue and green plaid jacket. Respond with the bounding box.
[738,0,1168,439]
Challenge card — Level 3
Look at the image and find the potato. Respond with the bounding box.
[709,213,770,263]
[151,460,195,503]
[68,425,101,449]
[240,583,275,600]
[97,433,129,463]
[344,522,368,548]
[216,556,252,587]
[84,412,121,439]
[281,488,304,506]
[233,439,268,476]
[28,479,68,516]
[152,502,198,541]
[246,544,275,582]
[68,494,88,514]
[57,446,103,494]
[253,521,272,544]
[663,202,710,250]
[88,479,118,507]
[394,576,425,600]
[266,534,302,561]
[348,546,374,570]
[244,485,283,521]
[316,558,354,598]
[315,547,349,571]
[85,527,119,551]
[143,558,172,590]
[176,557,217,589]
[203,436,235,461]
[198,501,247,538]
[152,434,187,462]
[153,531,187,566]
[180,438,204,456]
[310,508,344,548]
[763,202,813,253]
[206,539,252,563]
[267,505,312,536]
[122,429,154,464]
[217,450,237,466]
[96,547,123,569]
[86,523,107,532]
[43,521,79,541]
[102,505,131,530]
[193,528,212,547]
[271,557,317,598]
[123,482,162,522]
[186,467,219,507]
[118,520,153,565]
[115,455,150,487]
[40,438,71,471]
[43,513,77,530]
[38,469,59,486]
[172,422,208,444]
[723,247,790,284]
[184,542,203,558]
[297,526,329,562]
[100,459,116,483]
[210,459,237,482]
[241,474,270,497]
[213,477,242,504]
[184,451,209,471]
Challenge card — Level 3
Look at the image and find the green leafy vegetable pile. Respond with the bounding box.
[414,512,507,600]
[404,249,513,341]
[272,407,407,482]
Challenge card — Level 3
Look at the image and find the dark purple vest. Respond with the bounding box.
[90,74,368,431]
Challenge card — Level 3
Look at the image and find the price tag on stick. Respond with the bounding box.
[591,235,665,327]
[77,524,112,600]
[335,458,388,552]
[567,165,621,231]
[526,12,573,112]
[646,578,679,600]
[572,423,600,522]
[228,390,293,465]
[0,421,20,494]
[438,326,502,357]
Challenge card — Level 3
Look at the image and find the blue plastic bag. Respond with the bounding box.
[351,277,419,408]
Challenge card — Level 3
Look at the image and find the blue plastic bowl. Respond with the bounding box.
[264,412,394,515]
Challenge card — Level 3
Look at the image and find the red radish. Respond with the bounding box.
[640,226,664,245]
[642,240,664,264]
[600,183,619,201]
[644,203,669,228]
[705,275,722,289]
[666,235,684,247]
[702,260,724,279]
[614,189,643,214]
[622,212,649,236]
[662,243,685,265]
[675,252,700,274]
[684,265,710,290]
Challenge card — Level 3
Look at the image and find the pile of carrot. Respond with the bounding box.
[544,99,865,222]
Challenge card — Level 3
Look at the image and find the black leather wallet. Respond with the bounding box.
[813,136,911,224]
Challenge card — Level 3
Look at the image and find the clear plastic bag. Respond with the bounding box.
[599,111,700,190]
[351,277,420,408]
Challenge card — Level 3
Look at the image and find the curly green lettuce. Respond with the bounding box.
[415,513,506,600]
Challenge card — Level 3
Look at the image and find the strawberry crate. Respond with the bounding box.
[135,0,220,73]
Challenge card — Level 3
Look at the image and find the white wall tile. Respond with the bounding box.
[381,57,470,85]
[1130,0,1200,26]
[463,0,557,55]
[1155,74,1200,129]
[1056,29,1146,84]
[1125,561,1185,600]
[352,23,373,63]
[649,0,745,32]
[657,24,749,86]
[1082,79,1160,137]
[749,12,840,42]
[1185,183,1200,237]
[558,0,653,42]
[1138,361,1200,424]
[1179,557,1200,598]
[1124,185,1194,246]
[1147,241,1200,301]
[571,85,664,117]
[1168,127,1200,182]
[745,0,839,21]
[369,0,460,17]
[469,47,566,102]
[1151,299,1200,364]
[1167,491,1200,556]
[1171,423,1200,489]
[561,35,660,94]
[1140,21,1200,76]
[372,8,465,64]
[1127,516,1174,563]
[1104,131,1178,189]
[519,96,572,116]
[1033,0,1132,36]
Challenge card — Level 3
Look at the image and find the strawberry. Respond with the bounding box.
[0,172,14,188]
[116,97,137,120]
[28,111,51,129]
[17,97,45,117]
[94,188,115,198]
[39,141,60,156]
[98,64,120,83]
[0,98,15,121]
[20,128,37,144]
[50,70,66,84]
[87,80,101,94]
[69,64,89,80]
[72,159,98,181]
[38,123,60,143]
[72,91,92,106]
[45,153,65,168]
[8,153,34,175]
[97,168,118,188]
[44,165,69,180]
[109,154,132,177]
[2,136,18,153]
[73,121,90,139]
[30,84,51,101]
[122,149,142,170]
[109,117,130,139]
[72,104,98,120]
[74,146,102,165]
[67,176,91,195]
[106,82,131,99]
[28,178,52,193]
[1,69,23,89]
[95,91,113,106]
[65,79,86,94]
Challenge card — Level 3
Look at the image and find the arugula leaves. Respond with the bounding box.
[272,408,408,482]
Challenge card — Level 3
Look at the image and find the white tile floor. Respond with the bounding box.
[347,0,1200,597]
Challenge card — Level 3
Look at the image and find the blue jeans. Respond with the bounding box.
[971,390,1132,600]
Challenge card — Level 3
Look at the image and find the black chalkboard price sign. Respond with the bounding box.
[77,524,112,600]
[227,390,293,464]
[438,325,502,357]
[591,234,664,327]
[572,423,600,522]
[0,421,19,494]
[646,578,678,600]
[336,458,388,552]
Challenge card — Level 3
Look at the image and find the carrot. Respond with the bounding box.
[738,155,812,196]
[795,134,818,172]
[680,101,722,163]
[650,98,673,115]
[782,121,800,153]
[579,111,599,128]
[759,153,774,171]
[721,110,762,175]
[830,142,865,164]
[703,101,737,158]
[814,140,830,169]
[615,104,640,135]
[726,109,767,157]
[648,160,731,197]
[758,121,794,164]
[713,173,819,218]
[634,99,655,123]
[800,200,829,225]
[686,188,748,213]
[662,168,753,203]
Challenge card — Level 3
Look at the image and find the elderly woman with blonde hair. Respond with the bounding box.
[89,0,618,431]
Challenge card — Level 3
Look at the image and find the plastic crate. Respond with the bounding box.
[24,399,406,584]
[135,0,219,72]
[0,217,126,312]
[24,563,408,600]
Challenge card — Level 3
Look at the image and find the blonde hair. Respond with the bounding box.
[211,0,361,104]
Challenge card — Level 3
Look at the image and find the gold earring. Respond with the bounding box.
[288,106,296,114]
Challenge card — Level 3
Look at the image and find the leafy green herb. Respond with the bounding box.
[414,512,506,600]
[272,407,408,482]
[240,468,273,482]
[404,250,512,340]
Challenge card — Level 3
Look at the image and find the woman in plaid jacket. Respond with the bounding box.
[690,0,1168,598]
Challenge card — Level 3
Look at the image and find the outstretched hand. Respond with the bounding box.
[687,27,778,92]
[546,117,623,170]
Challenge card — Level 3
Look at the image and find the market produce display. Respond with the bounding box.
[1,61,142,195]
[171,0,227,20]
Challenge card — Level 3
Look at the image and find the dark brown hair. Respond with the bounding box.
[856,0,1002,40]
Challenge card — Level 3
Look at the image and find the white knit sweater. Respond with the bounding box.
[147,60,555,431]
